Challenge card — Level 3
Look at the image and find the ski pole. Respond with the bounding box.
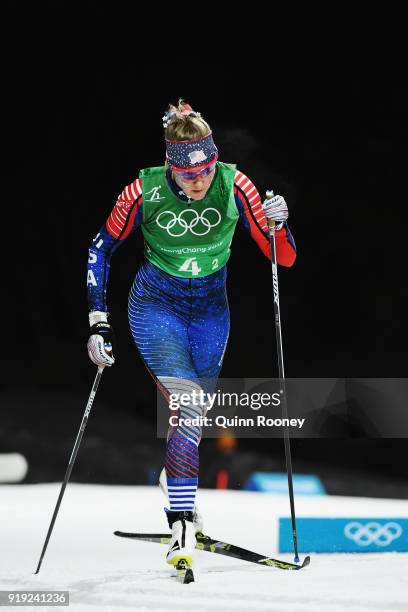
[34,365,105,574]
[265,190,299,563]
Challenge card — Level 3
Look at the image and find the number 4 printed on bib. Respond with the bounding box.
[178,257,202,276]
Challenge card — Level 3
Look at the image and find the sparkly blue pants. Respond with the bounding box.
[128,260,230,487]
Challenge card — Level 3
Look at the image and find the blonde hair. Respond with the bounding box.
[164,98,211,141]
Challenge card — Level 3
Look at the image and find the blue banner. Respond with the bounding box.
[244,472,326,495]
[279,517,408,552]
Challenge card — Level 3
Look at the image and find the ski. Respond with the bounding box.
[114,530,310,571]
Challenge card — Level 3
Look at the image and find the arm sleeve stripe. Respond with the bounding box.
[234,171,247,187]
[245,184,256,197]
[119,196,142,241]
[234,183,269,239]
[107,215,123,235]
[114,206,128,223]
[106,178,143,240]
[130,179,142,200]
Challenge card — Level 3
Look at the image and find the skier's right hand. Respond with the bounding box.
[87,312,116,367]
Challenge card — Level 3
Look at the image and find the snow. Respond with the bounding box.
[1,484,408,611]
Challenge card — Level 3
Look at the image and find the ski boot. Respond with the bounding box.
[166,510,195,583]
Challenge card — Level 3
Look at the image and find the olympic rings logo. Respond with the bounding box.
[156,208,222,237]
[344,521,402,547]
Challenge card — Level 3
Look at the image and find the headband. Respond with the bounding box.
[165,133,218,171]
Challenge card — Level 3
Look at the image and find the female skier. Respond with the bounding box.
[86,100,296,570]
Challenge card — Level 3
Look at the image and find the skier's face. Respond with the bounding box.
[173,164,216,200]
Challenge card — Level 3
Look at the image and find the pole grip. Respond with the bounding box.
[267,218,276,232]
[265,190,276,233]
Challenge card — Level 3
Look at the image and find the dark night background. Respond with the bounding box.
[1,9,407,497]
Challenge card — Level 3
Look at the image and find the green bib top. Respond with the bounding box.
[140,162,239,278]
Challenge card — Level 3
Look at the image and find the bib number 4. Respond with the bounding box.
[178,257,202,276]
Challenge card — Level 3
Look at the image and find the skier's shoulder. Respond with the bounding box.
[216,161,236,173]
[233,167,255,186]
[233,168,260,202]
[116,176,143,206]
[139,165,166,181]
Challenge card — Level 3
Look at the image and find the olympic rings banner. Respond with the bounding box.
[279,518,408,552]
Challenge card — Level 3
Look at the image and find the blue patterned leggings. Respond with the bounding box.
[128,260,229,491]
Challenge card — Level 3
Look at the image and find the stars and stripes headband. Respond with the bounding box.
[165,133,218,171]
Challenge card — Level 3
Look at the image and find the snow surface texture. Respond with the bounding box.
[2,485,408,612]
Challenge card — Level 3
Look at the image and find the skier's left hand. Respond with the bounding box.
[262,192,288,230]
